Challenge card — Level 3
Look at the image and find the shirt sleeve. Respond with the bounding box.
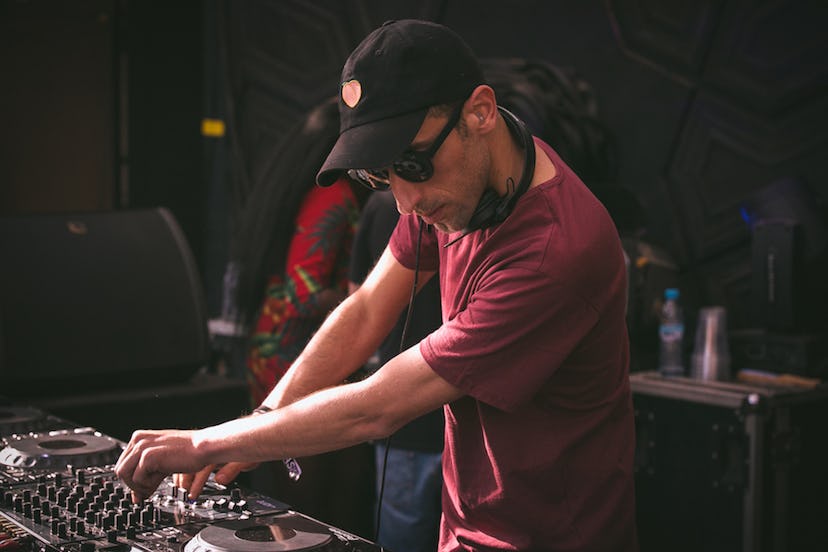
[421,266,600,412]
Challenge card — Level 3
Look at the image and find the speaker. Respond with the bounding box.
[750,218,799,331]
[0,208,209,397]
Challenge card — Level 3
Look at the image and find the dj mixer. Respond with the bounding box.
[0,401,382,552]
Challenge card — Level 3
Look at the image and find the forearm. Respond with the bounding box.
[262,290,392,409]
[259,250,432,410]
[195,346,460,464]
[196,379,389,463]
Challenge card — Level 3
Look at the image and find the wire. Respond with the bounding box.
[374,216,425,543]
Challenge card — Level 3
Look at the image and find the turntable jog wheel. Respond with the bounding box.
[184,512,334,552]
[0,430,123,469]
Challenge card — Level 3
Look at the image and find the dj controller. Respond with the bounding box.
[0,401,383,552]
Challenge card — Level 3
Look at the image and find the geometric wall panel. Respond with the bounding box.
[703,0,828,116]
[608,0,724,80]
[668,92,828,262]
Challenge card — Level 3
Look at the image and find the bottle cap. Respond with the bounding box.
[665,288,679,300]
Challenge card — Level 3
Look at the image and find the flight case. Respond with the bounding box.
[631,371,828,552]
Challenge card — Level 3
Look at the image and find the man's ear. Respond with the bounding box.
[465,85,497,132]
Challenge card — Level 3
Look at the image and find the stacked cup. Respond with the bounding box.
[691,306,731,381]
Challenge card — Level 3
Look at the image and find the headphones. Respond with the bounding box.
[447,106,536,245]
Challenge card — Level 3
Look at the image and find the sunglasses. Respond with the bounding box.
[348,103,464,191]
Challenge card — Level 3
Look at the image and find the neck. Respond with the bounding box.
[489,111,532,198]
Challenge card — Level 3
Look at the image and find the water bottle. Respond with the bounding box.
[658,288,684,376]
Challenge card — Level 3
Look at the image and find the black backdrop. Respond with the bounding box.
[207,0,828,335]
[2,1,827,548]
[3,0,825,332]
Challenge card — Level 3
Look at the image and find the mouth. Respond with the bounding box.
[418,205,442,225]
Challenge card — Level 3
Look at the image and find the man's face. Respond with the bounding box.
[387,109,489,233]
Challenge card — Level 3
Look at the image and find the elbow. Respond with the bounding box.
[358,409,409,443]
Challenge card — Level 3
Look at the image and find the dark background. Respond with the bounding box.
[3,0,826,332]
[1,1,827,549]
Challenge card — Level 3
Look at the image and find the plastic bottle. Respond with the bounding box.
[658,288,684,376]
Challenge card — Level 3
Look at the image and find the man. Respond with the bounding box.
[116,19,637,550]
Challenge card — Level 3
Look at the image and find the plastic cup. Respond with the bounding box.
[691,306,731,381]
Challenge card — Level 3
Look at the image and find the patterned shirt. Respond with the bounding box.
[246,179,358,404]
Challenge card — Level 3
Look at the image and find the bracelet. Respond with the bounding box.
[252,405,273,415]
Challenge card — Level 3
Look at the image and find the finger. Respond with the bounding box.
[173,472,191,490]
[214,462,253,486]
[187,466,214,499]
[131,446,171,499]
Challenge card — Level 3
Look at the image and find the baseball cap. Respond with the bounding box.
[316,19,485,186]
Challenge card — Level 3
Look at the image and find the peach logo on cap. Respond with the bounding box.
[341,79,362,108]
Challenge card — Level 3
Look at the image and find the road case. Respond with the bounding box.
[631,371,828,552]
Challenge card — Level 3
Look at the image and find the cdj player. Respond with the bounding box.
[0,402,383,552]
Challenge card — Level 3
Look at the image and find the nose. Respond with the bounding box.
[388,177,424,216]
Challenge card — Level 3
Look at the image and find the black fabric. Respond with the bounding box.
[349,192,444,452]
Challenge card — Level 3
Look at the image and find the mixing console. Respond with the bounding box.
[0,402,382,551]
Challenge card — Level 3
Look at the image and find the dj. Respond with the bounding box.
[116,19,638,551]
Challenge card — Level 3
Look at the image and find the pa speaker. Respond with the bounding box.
[0,208,209,397]
[750,218,799,331]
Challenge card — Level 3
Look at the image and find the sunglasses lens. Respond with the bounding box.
[347,168,390,191]
[393,152,432,182]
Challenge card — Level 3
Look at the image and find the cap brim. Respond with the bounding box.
[316,108,427,186]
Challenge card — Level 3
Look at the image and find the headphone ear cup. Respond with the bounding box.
[465,188,501,232]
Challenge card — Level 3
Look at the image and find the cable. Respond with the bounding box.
[374,216,425,543]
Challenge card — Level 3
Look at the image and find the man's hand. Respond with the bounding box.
[115,429,208,502]
[172,462,260,499]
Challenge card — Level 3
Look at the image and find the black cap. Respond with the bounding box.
[316,19,485,186]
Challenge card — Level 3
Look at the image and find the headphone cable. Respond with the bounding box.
[374,216,425,543]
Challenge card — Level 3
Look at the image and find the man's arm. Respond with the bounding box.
[116,321,461,500]
[116,247,456,500]
[263,246,430,409]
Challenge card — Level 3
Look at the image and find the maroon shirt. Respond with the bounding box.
[389,140,637,551]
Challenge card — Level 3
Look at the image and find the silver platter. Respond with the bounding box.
[0,430,122,469]
[183,513,333,552]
